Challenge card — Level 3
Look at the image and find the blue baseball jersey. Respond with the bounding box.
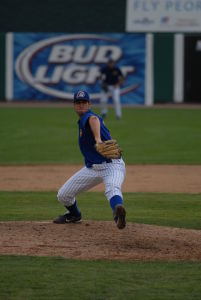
[101,65,123,85]
[78,110,112,168]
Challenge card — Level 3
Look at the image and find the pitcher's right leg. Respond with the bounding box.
[54,167,102,224]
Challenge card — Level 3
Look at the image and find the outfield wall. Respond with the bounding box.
[0,0,126,33]
[0,32,174,104]
[5,33,147,105]
[0,33,5,100]
[0,0,192,104]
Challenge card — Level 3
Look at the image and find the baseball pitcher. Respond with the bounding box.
[53,90,126,229]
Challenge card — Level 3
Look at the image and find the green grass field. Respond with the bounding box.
[0,191,201,229]
[1,106,201,299]
[0,107,201,164]
[1,256,201,300]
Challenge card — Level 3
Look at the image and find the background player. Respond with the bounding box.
[54,90,126,229]
[100,59,124,119]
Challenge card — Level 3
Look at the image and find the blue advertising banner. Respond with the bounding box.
[12,33,146,104]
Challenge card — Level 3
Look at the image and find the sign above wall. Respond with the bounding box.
[8,33,146,104]
[126,0,201,32]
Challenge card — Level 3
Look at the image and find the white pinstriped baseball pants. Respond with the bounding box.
[57,158,126,207]
[100,86,122,118]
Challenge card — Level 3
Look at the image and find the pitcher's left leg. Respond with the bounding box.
[103,160,126,229]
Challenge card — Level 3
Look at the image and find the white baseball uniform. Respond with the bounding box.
[101,86,122,119]
[58,158,125,207]
[55,102,126,226]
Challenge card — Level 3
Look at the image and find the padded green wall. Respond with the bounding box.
[0,0,125,32]
[0,33,5,100]
[154,33,174,103]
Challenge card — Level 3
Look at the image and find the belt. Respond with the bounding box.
[87,159,112,168]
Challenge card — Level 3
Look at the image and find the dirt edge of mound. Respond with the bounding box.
[0,220,201,261]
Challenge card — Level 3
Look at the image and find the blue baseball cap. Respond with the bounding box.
[74,90,90,102]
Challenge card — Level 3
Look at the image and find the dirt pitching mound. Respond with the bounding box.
[0,221,201,261]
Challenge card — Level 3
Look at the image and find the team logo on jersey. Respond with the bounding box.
[80,129,83,137]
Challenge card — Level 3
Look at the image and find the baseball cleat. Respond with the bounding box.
[114,205,126,229]
[53,212,82,224]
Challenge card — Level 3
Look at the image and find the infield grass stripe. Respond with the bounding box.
[0,107,201,164]
[0,191,201,229]
[0,256,201,300]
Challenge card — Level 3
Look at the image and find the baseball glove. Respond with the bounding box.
[95,139,122,159]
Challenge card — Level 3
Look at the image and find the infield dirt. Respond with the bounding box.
[0,164,201,193]
[0,164,201,261]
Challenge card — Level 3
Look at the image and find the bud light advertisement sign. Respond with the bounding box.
[12,33,146,104]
